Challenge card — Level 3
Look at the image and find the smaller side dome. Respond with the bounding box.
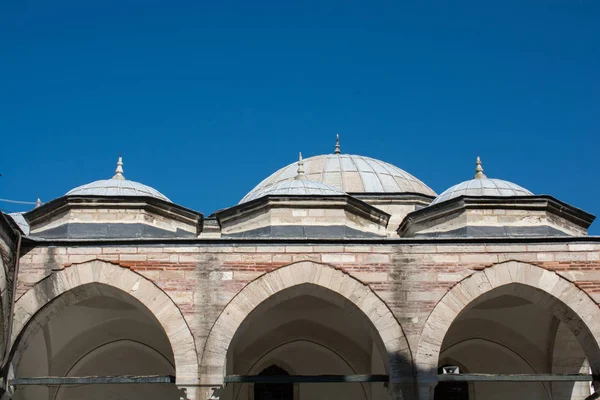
[66,157,171,202]
[241,152,345,203]
[431,157,533,205]
[243,179,345,202]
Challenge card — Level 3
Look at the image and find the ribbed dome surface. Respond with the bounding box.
[241,179,344,204]
[432,179,533,205]
[241,154,435,203]
[66,179,171,202]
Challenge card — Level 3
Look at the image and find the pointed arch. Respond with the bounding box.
[415,260,600,399]
[11,260,199,385]
[200,261,412,385]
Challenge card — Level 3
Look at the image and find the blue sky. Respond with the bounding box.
[1,1,599,233]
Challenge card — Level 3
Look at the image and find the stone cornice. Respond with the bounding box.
[24,196,204,235]
[216,195,391,229]
[20,234,600,247]
[349,192,435,205]
[397,195,595,237]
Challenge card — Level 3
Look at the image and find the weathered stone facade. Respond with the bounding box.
[3,154,599,400]
[7,238,600,400]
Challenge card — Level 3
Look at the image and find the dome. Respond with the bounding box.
[431,157,533,205]
[240,136,436,203]
[241,153,345,203]
[66,157,171,202]
[242,177,345,203]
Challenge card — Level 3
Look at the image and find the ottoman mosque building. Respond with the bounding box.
[1,136,599,400]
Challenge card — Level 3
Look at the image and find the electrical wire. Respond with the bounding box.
[0,198,37,205]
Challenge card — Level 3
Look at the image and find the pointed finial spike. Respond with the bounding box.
[295,152,306,180]
[36,198,42,208]
[113,156,125,180]
[474,156,487,179]
[334,134,341,154]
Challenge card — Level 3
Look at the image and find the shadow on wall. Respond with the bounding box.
[411,260,600,400]
[200,261,416,400]
[205,260,600,400]
[7,259,600,400]
[9,282,185,400]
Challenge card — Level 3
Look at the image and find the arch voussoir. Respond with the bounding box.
[11,260,198,386]
[200,260,413,388]
[416,260,600,399]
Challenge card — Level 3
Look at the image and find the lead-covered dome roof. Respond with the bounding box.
[241,136,436,203]
[241,153,345,203]
[66,157,171,202]
[431,157,533,205]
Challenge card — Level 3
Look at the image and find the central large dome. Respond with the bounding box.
[241,152,435,203]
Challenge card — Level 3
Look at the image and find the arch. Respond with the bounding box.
[201,261,412,384]
[54,339,176,400]
[416,260,600,398]
[11,260,199,385]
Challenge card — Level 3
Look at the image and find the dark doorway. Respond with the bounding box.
[434,366,469,400]
[254,365,293,400]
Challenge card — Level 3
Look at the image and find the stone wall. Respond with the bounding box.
[12,239,600,399]
[16,241,600,350]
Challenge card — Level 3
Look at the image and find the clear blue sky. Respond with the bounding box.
[1,1,599,233]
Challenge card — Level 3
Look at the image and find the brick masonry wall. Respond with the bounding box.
[15,241,600,366]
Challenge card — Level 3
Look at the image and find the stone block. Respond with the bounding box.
[313,245,345,253]
[119,254,147,262]
[485,245,528,252]
[170,290,194,304]
[321,254,356,263]
[438,245,487,253]
[255,246,285,253]
[314,265,335,288]
[163,247,201,253]
[553,252,587,262]
[285,246,312,253]
[568,244,599,252]
[101,247,138,254]
[361,254,390,263]
[67,247,102,254]
[538,270,560,294]
[233,271,263,281]
[209,271,233,281]
[437,272,463,282]
[536,253,554,261]
[526,244,569,252]
[459,253,499,264]
[179,254,208,262]
[160,270,185,280]
[68,254,97,264]
[241,254,272,263]
[272,254,292,263]
[352,271,389,283]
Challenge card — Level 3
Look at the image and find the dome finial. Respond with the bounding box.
[35,198,42,208]
[113,156,125,180]
[334,134,341,154]
[295,152,307,180]
[474,156,487,179]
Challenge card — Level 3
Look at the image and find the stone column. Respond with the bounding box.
[415,373,436,400]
